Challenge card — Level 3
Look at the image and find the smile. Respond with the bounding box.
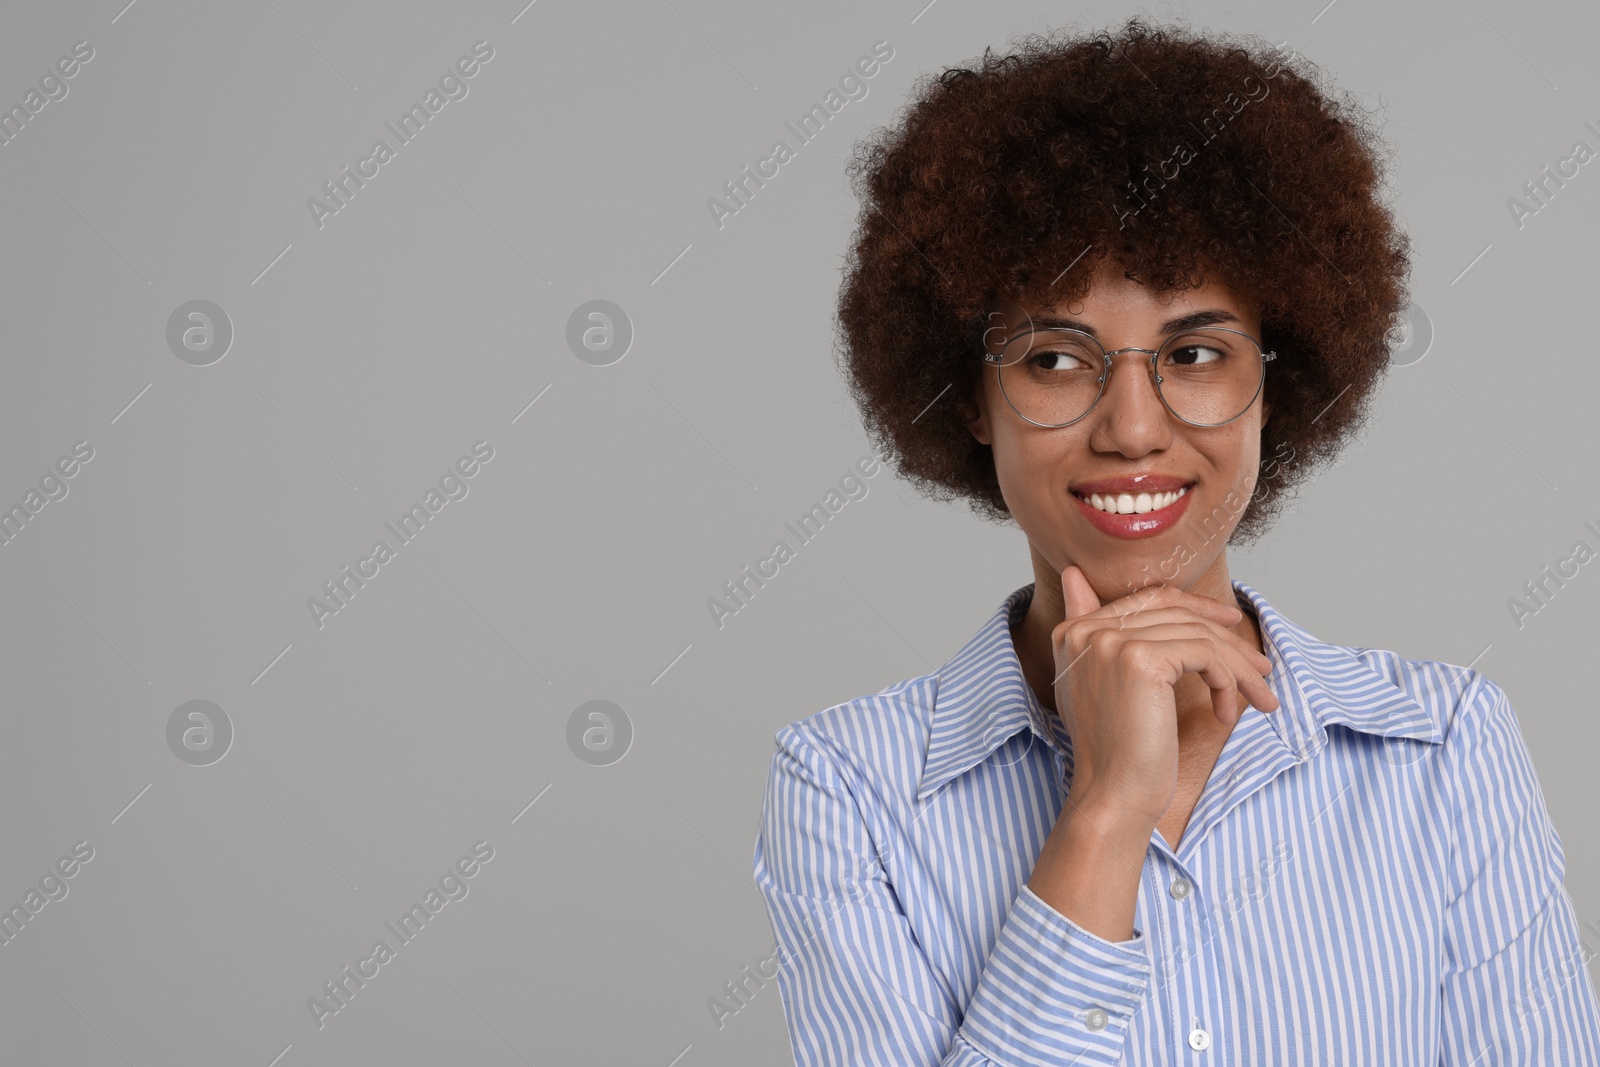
[1068,479,1196,539]
[1071,485,1191,515]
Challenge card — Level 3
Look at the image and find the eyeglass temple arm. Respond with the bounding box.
[984,349,1278,363]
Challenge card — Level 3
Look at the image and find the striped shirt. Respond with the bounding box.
[751,578,1600,1065]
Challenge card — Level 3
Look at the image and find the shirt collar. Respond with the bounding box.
[916,577,1444,803]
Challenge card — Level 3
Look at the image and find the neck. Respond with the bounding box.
[1012,543,1265,724]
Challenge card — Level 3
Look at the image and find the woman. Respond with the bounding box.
[751,17,1600,1066]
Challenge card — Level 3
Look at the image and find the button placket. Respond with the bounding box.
[1160,862,1216,1060]
[1147,853,1186,1056]
[1195,868,1236,1061]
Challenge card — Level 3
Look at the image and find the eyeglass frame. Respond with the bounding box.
[980,324,1277,429]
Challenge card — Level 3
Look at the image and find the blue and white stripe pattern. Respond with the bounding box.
[752,578,1600,1065]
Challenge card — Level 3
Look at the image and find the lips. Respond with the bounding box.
[1068,474,1197,539]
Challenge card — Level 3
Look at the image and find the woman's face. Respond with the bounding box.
[964,259,1271,602]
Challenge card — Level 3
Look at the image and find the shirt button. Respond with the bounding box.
[1188,1026,1211,1050]
[1084,1007,1108,1031]
[1170,877,1192,900]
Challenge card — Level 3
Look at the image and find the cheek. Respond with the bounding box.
[989,427,1082,513]
[1215,426,1265,500]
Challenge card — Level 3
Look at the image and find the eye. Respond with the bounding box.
[1165,342,1225,366]
[1028,347,1096,371]
[1036,351,1088,374]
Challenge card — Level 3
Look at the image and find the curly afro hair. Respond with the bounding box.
[835,16,1411,544]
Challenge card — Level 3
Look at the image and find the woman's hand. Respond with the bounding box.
[1051,564,1280,833]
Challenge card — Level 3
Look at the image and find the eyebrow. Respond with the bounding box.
[1023,308,1243,338]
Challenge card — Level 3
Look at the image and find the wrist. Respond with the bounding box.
[1064,781,1162,843]
[1030,797,1151,942]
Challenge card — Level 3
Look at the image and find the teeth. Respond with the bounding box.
[1079,485,1189,515]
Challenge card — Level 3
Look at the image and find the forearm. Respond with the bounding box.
[1027,794,1153,943]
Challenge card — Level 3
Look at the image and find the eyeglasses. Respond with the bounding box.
[982,326,1276,428]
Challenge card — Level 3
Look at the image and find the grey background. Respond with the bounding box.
[2,0,1596,1063]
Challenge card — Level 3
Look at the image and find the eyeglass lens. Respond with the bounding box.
[996,327,1266,427]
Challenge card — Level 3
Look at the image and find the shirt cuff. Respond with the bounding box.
[955,883,1152,1065]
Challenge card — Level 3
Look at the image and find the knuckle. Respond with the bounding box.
[1144,584,1176,605]
[1117,638,1154,667]
[1086,626,1119,654]
[1057,618,1092,652]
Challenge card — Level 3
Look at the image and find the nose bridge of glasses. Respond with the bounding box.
[1099,346,1164,399]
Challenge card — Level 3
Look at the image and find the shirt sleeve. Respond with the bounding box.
[1438,679,1600,1065]
[752,723,1152,1066]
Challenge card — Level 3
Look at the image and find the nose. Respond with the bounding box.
[1085,350,1175,456]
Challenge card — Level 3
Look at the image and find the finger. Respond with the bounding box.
[1219,650,1279,717]
[1063,582,1241,633]
[1114,583,1244,628]
[1209,679,1241,726]
[1114,626,1278,716]
[1155,637,1269,725]
[1211,640,1280,715]
[1090,611,1272,672]
[1061,565,1103,622]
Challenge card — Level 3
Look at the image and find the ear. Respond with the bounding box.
[961,395,991,446]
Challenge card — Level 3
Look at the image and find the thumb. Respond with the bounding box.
[1061,564,1103,622]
